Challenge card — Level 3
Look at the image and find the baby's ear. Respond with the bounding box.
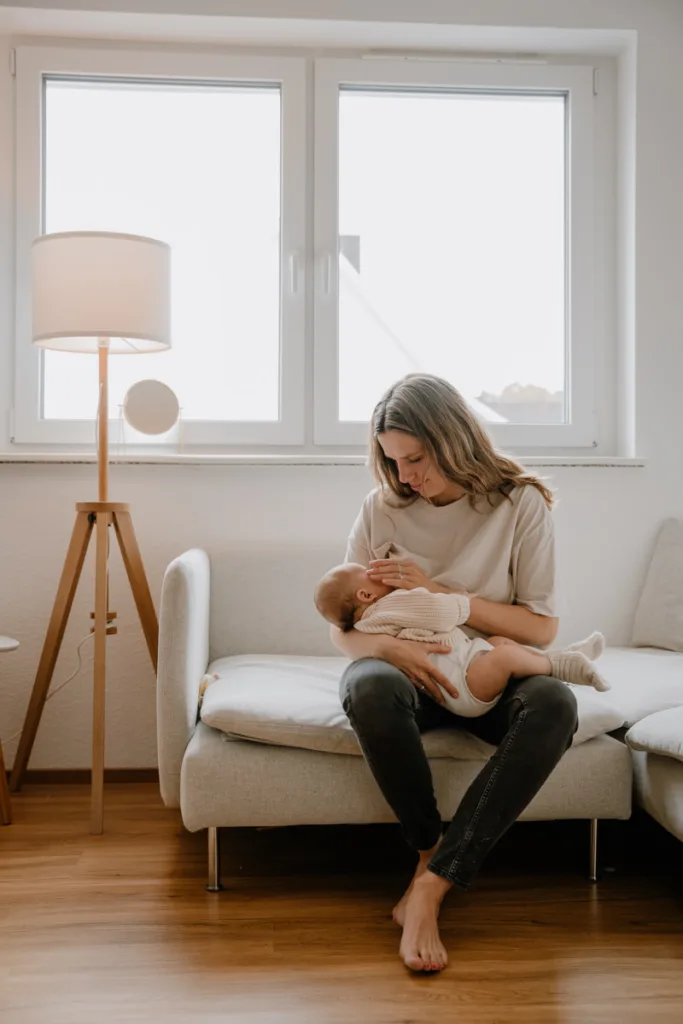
[356,586,375,605]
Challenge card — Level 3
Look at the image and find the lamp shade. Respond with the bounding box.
[32,231,171,354]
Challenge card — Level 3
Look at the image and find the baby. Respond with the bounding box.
[315,562,609,718]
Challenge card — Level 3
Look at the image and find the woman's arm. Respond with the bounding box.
[466,597,558,648]
[429,584,557,646]
[330,625,387,661]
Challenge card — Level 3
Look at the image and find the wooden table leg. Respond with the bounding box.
[0,739,12,824]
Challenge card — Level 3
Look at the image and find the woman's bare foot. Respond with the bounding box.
[399,871,451,973]
[392,836,442,928]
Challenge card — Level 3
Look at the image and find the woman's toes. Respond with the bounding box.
[421,954,444,970]
[429,943,447,971]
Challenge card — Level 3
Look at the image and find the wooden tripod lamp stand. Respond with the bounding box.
[10,231,171,834]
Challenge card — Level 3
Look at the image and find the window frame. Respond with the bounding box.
[13,45,307,446]
[313,57,597,448]
[12,47,601,453]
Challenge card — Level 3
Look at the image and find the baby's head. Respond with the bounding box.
[314,563,392,631]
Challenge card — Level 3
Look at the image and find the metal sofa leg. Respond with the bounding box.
[206,826,223,892]
[589,819,599,882]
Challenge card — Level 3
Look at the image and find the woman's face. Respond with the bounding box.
[378,430,462,503]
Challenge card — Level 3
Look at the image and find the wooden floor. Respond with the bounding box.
[1,785,682,1023]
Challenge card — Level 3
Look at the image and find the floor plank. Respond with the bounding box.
[1,784,682,1023]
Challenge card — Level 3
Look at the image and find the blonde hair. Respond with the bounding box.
[370,374,554,510]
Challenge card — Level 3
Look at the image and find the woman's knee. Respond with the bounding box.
[340,658,416,719]
[522,676,578,737]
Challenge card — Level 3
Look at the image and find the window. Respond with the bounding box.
[314,60,596,448]
[43,79,281,424]
[13,47,306,445]
[337,90,565,425]
[14,48,598,451]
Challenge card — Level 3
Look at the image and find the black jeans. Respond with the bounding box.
[340,658,578,890]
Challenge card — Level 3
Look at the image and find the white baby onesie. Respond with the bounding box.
[355,588,499,717]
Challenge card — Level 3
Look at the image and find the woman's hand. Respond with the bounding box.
[377,636,458,704]
[367,558,436,592]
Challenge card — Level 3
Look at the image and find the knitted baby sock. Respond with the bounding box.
[548,631,605,661]
[548,651,611,691]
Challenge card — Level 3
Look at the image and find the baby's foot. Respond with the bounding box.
[549,651,610,691]
[562,632,605,661]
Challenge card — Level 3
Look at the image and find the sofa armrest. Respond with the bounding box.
[626,706,683,764]
[157,549,210,808]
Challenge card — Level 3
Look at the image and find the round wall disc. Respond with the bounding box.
[122,379,180,435]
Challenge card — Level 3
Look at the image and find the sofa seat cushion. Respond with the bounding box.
[181,723,633,832]
[597,647,683,726]
[626,706,683,764]
[199,654,624,757]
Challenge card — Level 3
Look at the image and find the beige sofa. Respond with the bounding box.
[627,706,683,843]
[157,547,638,890]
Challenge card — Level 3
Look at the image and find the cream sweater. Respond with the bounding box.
[355,588,471,647]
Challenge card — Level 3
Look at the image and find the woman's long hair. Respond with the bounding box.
[370,374,554,510]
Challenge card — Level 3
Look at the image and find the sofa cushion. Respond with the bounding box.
[596,647,683,726]
[631,519,683,651]
[199,654,625,756]
[625,706,683,764]
[181,723,633,832]
[201,655,492,759]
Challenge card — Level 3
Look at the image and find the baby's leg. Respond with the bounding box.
[469,644,610,696]
[466,646,552,703]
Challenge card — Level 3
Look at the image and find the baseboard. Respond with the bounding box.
[6,768,159,785]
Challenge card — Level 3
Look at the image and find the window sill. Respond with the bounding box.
[0,452,646,468]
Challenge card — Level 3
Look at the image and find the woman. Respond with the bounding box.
[332,373,578,974]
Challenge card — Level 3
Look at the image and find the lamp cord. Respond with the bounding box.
[1,632,95,747]
[95,377,103,453]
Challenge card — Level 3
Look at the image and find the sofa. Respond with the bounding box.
[157,546,659,891]
[619,517,683,844]
[626,704,683,844]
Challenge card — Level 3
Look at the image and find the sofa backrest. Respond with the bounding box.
[208,545,345,661]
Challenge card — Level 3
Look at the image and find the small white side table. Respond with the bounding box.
[0,636,19,824]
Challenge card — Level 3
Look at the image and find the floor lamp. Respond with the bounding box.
[9,231,171,834]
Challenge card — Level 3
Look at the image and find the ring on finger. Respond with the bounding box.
[398,564,404,578]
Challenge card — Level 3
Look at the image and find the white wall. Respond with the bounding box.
[1,0,683,769]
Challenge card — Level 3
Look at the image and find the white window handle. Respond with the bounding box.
[320,251,333,297]
[288,252,300,295]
